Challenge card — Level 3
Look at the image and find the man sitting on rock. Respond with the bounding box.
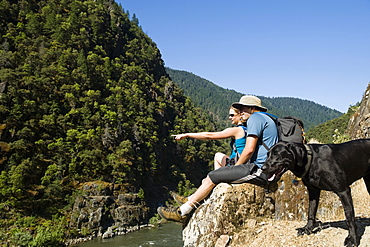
[157,95,279,222]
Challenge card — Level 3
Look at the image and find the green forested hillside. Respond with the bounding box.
[0,0,225,244]
[166,68,343,130]
[305,105,359,143]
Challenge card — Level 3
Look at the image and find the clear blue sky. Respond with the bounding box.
[117,0,370,113]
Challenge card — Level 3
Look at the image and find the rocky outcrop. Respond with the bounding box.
[69,181,149,240]
[182,182,274,247]
[346,82,370,139]
[182,171,303,247]
[182,171,348,247]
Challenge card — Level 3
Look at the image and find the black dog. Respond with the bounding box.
[262,139,370,247]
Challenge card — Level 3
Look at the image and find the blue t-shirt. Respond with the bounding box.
[246,112,278,167]
[229,125,247,159]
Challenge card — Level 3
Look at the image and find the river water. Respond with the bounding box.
[73,222,183,247]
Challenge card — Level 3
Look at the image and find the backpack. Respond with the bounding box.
[259,112,305,145]
[250,113,305,190]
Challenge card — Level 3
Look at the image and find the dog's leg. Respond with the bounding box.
[336,188,359,246]
[363,175,370,195]
[297,187,321,236]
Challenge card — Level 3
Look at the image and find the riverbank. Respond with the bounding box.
[71,222,183,247]
[65,223,156,246]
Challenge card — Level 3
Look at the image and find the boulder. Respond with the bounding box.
[274,171,308,221]
[182,182,274,247]
[182,170,346,246]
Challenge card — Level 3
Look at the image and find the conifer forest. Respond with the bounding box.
[0,0,223,244]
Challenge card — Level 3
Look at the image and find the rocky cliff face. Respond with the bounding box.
[346,82,370,139]
[69,181,149,241]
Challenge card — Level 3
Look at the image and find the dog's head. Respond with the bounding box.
[262,142,306,182]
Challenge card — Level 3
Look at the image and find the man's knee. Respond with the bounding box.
[207,170,219,184]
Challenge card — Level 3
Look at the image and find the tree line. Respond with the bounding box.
[166,67,344,130]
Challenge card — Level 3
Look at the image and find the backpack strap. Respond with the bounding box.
[239,125,248,136]
[257,112,278,121]
[232,142,240,160]
[261,142,270,151]
[255,112,278,151]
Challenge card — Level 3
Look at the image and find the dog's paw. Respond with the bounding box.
[296,226,313,236]
[344,235,358,247]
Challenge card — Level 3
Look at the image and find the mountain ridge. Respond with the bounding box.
[166,67,343,130]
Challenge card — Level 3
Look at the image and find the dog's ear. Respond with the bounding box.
[286,142,305,167]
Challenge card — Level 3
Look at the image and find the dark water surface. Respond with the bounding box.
[73,222,183,247]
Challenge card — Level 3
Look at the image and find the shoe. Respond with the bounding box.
[157,206,187,223]
[171,192,188,204]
